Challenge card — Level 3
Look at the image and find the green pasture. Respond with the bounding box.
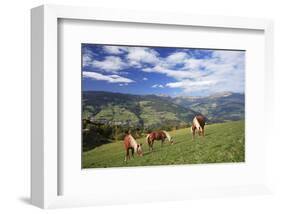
[82,120,245,168]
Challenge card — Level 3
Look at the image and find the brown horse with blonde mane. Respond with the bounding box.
[191,115,206,140]
[123,131,143,162]
[146,130,173,151]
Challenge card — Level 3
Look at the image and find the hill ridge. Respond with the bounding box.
[83,90,244,126]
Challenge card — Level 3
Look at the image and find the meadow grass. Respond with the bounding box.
[82,120,245,168]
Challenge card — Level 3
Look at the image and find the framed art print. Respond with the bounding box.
[81,44,245,169]
[31,5,274,209]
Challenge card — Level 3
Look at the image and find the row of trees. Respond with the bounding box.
[82,119,188,152]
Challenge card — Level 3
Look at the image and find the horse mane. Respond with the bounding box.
[162,130,171,142]
[193,116,202,130]
[128,134,138,151]
[129,134,137,144]
[146,134,150,144]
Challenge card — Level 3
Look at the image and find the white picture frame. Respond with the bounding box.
[31,4,274,209]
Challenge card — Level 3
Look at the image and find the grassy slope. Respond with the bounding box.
[83,91,199,126]
[82,120,245,168]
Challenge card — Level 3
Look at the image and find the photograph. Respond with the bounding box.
[81,44,245,168]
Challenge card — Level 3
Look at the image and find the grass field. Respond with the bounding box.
[82,120,245,168]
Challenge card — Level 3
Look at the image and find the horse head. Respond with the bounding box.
[137,143,143,156]
[170,137,174,144]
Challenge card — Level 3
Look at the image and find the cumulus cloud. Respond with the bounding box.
[103,46,128,55]
[166,79,217,93]
[82,47,96,67]
[143,65,196,80]
[166,82,184,88]
[83,45,161,72]
[92,56,127,72]
[119,83,129,86]
[83,71,134,83]
[166,52,189,65]
[164,50,245,94]
[152,84,164,88]
[82,45,245,95]
[126,47,160,67]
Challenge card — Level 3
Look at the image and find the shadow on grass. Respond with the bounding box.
[203,133,213,137]
[83,137,112,152]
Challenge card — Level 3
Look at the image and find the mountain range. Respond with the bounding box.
[82,91,244,129]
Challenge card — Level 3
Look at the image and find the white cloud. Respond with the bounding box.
[82,45,244,95]
[143,65,202,80]
[126,47,160,67]
[166,79,217,92]
[92,56,127,72]
[119,83,128,86]
[83,71,134,83]
[82,47,95,67]
[103,46,128,55]
[152,84,164,88]
[182,58,203,69]
[212,50,244,64]
[166,82,184,88]
[83,55,92,67]
[143,77,148,80]
[82,47,127,72]
[166,52,189,65]
[163,50,245,94]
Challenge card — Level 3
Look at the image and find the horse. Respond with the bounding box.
[123,132,143,162]
[146,130,173,151]
[191,115,206,139]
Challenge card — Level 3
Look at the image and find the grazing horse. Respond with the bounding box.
[146,130,173,151]
[191,115,206,139]
[123,133,143,162]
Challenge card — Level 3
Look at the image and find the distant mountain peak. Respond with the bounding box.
[210,91,233,98]
[156,93,170,98]
[83,90,245,124]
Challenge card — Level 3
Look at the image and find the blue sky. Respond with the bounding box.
[82,44,245,97]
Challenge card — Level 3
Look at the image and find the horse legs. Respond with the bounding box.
[148,139,154,152]
[125,148,130,162]
[131,147,135,158]
[147,138,152,152]
[202,128,205,137]
[151,140,154,151]
[161,139,164,147]
[149,143,153,152]
[191,126,195,140]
